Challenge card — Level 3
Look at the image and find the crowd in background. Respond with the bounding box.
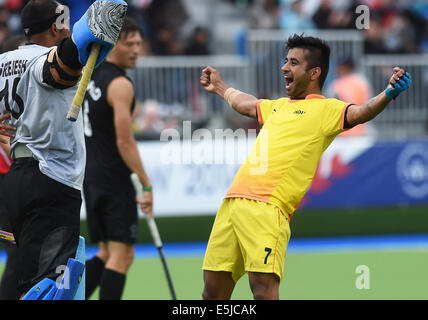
[243,0,428,54]
[0,0,426,138]
[0,0,213,56]
[1,0,428,55]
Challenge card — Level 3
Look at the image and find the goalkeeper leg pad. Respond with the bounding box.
[21,278,57,300]
[22,236,86,300]
[53,258,85,300]
[74,236,86,300]
[21,259,84,300]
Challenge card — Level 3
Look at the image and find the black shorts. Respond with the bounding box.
[83,179,138,244]
[0,173,10,229]
[2,158,81,295]
[0,173,21,300]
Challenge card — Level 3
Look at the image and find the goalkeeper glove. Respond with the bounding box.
[72,0,128,68]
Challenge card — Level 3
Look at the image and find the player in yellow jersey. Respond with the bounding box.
[199,34,412,300]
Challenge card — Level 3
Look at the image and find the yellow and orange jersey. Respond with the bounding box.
[225,94,352,218]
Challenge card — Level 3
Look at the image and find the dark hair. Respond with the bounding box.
[286,34,331,89]
[120,17,144,39]
[20,0,63,37]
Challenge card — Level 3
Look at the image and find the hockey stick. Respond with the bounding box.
[66,43,101,122]
[130,173,177,300]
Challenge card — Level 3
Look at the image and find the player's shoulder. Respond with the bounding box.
[0,45,51,68]
[277,97,290,104]
[107,75,134,101]
[98,62,132,84]
[322,98,351,113]
[266,97,290,106]
[329,97,350,104]
[108,75,133,90]
[16,44,51,59]
[325,97,343,103]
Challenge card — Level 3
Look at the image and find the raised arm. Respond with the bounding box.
[345,67,411,128]
[200,66,258,119]
[42,0,128,90]
[42,37,84,89]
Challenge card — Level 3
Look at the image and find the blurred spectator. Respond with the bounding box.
[363,17,389,53]
[405,5,427,52]
[366,0,421,53]
[146,0,188,55]
[184,26,211,56]
[2,0,24,11]
[330,1,357,29]
[127,0,153,42]
[326,57,373,137]
[279,0,316,31]
[224,0,255,8]
[0,33,25,53]
[0,21,11,46]
[327,57,372,105]
[382,11,417,53]
[151,25,182,55]
[313,0,360,29]
[421,23,428,53]
[312,0,333,29]
[247,0,281,29]
[146,0,188,31]
[133,100,165,140]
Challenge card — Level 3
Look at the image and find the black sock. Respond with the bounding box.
[99,269,126,300]
[85,256,105,300]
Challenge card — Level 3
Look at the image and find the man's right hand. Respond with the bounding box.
[201,66,259,119]
[200,66,225,94]
[137,190,153,218]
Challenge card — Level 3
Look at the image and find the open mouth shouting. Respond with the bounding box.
[285,74,294,91]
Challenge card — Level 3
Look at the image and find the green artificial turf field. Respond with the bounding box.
[77,248,428,300]
[1,247,427,300]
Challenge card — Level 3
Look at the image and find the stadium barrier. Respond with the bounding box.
[362,54,428,139]
[129,30,428,139]
[128,55,250,126]
[247,30,428,139]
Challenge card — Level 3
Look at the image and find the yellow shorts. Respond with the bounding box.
[202,198,291,283]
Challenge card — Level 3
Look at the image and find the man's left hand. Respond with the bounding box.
[385,67,412,100]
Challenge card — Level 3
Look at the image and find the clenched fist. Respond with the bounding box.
[385,67,412,100]
[200,66,225,94]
